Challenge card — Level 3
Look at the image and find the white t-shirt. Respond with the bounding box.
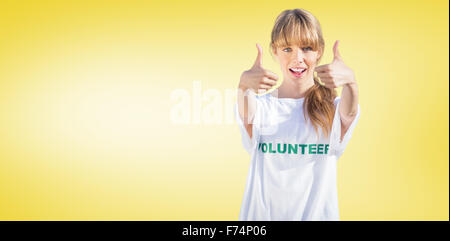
[234,92,361,221]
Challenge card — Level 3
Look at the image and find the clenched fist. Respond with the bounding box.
[314,40,356,89]
[239,43,279,94]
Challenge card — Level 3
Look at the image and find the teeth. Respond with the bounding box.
[291,68,306,72]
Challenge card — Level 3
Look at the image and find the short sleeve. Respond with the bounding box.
[329,97,361,158]
[234,96,261,155]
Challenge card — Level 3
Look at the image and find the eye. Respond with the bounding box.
[303,47,313,51]
[282,47,292,52]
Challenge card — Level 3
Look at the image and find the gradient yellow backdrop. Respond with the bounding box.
[0,0,448,220]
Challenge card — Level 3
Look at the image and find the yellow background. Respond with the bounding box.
[0,0,448,220]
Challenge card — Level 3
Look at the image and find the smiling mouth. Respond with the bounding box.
[289,68,307,74]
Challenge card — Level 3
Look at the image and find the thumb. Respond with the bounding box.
[253,43,263,67]
[333,40,343,62]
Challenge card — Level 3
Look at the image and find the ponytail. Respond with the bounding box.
[303,77,337,140]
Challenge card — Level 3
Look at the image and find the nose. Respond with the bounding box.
[294,48,305,62]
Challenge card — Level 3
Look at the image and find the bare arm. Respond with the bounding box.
[314,40,359,143]
[237,43,278,139]
[339,80,359,142]
[237,85,258,139]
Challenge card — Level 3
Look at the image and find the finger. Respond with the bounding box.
[257,89,267,94]
[333,40,342,61]
[324,82,337,89]
[263,69,279,80]
[321,78,338,88]
[314,64,329,73]
[259,84,272,90]
[253,43,263,67]
[316,72,332,78]
[262,77,277,86]
[319,77,332,84]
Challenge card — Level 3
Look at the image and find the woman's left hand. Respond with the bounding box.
[314,40,356,88]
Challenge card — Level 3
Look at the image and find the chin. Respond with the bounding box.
[287,74,312,84]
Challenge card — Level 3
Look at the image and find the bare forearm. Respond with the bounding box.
[340,80,359,117]
[237,84,257,125]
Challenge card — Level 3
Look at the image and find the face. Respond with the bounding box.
[272,44,321,83]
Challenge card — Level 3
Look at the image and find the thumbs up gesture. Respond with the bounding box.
[314,40,355,89]
[239,43,279,94]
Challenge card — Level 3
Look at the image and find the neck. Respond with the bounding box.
[276,77,315,99]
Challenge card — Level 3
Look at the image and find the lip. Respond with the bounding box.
[289,68,307,78]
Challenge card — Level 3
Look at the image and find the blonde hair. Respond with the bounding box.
[270,8,337,139]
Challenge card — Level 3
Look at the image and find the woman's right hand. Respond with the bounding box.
[237,43,279,139]
[238,43,279,93]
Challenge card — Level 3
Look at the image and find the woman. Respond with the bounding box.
[235,8,360,221]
